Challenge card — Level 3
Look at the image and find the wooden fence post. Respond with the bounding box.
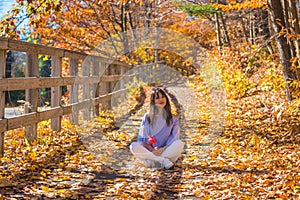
[82,58,91,120]
[51,56,62,131]
[107,64,112,93]
[112,64,118,89]
[120,65,129,91]
[154,63,161,84]
[150,64,154,84]
[25,53,39,142]
[139,65,143,82]
[143,64,147,82]
[93,58,100,117]
[103,63,110,109]
[0,49,5,156]
[107,64,113,110]
[98,62,106,109]
[70,58,79,124]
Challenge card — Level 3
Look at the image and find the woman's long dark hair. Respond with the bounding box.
[148,87,172,126]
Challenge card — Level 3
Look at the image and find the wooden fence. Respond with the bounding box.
[0,38,192,156]
[0,38,132,156]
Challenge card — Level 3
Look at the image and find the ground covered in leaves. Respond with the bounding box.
[0,77,300,199]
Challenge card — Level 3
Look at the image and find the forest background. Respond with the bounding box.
[0,0,300,199]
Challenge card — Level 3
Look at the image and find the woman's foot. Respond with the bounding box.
[142,159,156,168]
[162,158,174,169]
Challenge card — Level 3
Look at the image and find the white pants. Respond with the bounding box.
[130,140,184,163]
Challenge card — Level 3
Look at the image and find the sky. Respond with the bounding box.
[0,0,28,40]
[0,0,15,18]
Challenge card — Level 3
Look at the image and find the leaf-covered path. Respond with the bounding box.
[0,77,214,199]
[1,77,300,199]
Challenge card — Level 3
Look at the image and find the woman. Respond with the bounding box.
[130,87,184,169]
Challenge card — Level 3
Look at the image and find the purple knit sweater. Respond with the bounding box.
[137,113,180,148]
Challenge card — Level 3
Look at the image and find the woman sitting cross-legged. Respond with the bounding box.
[130,87,184,169]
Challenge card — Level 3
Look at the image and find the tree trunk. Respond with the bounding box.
[5,51,13,105]
[259,9,274,54]
[215,12,222,54]
[239,11,249,44]
[220,12,231,46]
[250,13,256,45]
[268,0,297,101]
[120,3,130,57]
[213,0,222,54]
[154,0,158,63]
[143,0,151,38]
[288,0,300,80]
[282,0,297,59]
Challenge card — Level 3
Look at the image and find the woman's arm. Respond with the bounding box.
[166,118,180,146]
[137,113,150,143]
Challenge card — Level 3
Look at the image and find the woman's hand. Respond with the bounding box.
[152,146,168,156]
[142,142,168,156]
[142,142,154,152]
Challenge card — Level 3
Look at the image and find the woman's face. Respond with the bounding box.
[154,92,166,108]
